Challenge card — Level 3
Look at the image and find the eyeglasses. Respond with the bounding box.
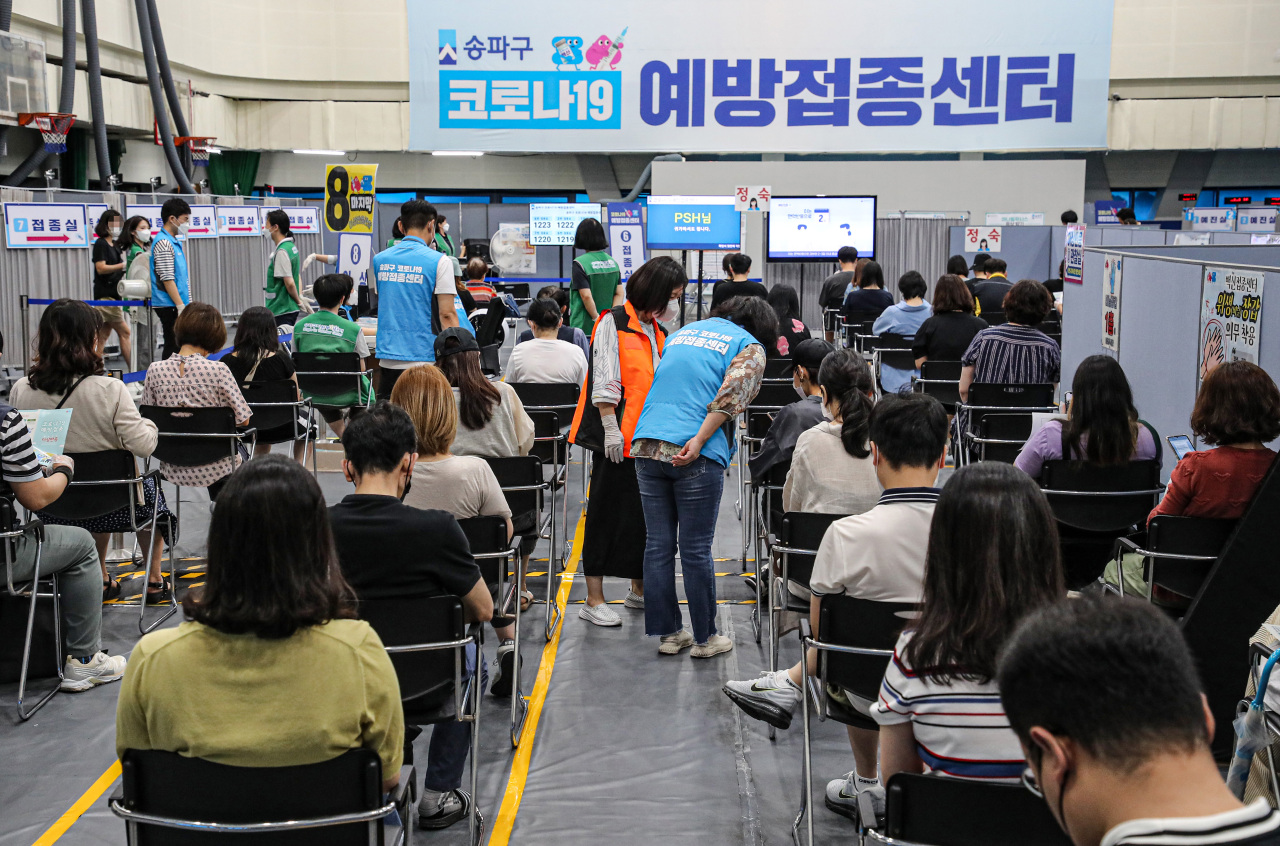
[1021,766,1043,799]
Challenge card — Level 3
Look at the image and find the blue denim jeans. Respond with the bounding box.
[636,456,726,645]
[422,642,486,793]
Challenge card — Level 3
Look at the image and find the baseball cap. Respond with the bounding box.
[792,338,835,374]
[971,252,991,271]
[433,326,481,360]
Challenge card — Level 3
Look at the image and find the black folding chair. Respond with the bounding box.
[1113,515,1236,604]
[842,319,876,355]
[871,333,915,397]
[974,413,1034,464]
[483,454,557,643]
[863,773,1071,846]
[1040,459,1163,589]
[746,460,789,645]
[474,304,507,376]
[110,748,415,845]
[141,406,257,536]
[914,360,962,413]
[797,595,917,845]
[240,380,317,473]
[955,383,1056,466]
[980,309,1007,326]
[359,595,483,846]
[738,383,802,570]
[458,515,527,748]
[763,357,794,381]
[40,450,177,634]
[293,352,373,430]
[508,381,582,569]
[0,497,57,721]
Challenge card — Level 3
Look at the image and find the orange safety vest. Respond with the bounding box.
[569,300,666,458]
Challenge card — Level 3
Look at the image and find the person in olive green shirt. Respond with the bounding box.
[264,209,311,327]
[568,216,623,333]
[115,456,404,790]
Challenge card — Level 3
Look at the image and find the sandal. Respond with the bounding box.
[146,577,173,602]
[102,577,121,601]
[519,590,535,612]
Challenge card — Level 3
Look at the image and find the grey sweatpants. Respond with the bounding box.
[8,524,102,658]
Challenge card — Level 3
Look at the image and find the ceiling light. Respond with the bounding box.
[432,150,485,157]
[292,149,346,156]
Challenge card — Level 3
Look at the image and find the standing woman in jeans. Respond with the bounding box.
[631,296,777,658]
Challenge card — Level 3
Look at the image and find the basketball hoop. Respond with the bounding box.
[18,112,76,154]
[176,136,217,167]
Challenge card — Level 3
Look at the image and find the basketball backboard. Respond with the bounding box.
[0,32,48,126]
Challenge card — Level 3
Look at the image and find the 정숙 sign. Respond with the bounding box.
[985,212,1044,226]
[528,203,601,245]
[1101,253,1122,353]
[606,202,645,280]
[1063,224,1084,285]
[1184,208,1237,232]
[325,164,377,234]
[258,206,321,234]
[186,205,218,239]
[1200,266,1264,382]
[964,226,1001,252]
[217,206,261,237]
[3,203,89,248]
[767,196,876,260]
[338,233,374,297]
[734,186,771,212]
[645,196,741,250]
[409,0,1114,153]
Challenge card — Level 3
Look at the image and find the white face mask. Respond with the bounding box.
[659,298,680,323]
[441,223,450,233]
[136,229,151,244]
[108,226,122,238]
[177,222,191,237]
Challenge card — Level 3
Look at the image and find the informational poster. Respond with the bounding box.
[985,212,1044,226]
[186,205,218,239]
[1093,200,1124,224]
[3,203,89,248]
[1251,234,1280,245]
[1173,232,1210,246]
[606,203,646,280]
[1101,253,1121,352]
[259,206,321,234]
[216,206,261,237]
[964,225,1001,253]
[128,204,165,234]
[86,204,109,242]
[338,233,373,294]
[1063,224,1084,284]
[19,408,72,461]
[734,186,771,212]
[325,164,377,234]
[1236,209,1278,233]
[528,202,601,245]
[410,1,1115,153]
[1183,208,1236,232]
[1200,266,1264,381]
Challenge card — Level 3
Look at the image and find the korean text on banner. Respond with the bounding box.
[1184,208,1237,232]
[985,212,1044,226]
[1236,209,1277,233]
[87,204,109,242]
[216,206,261,237]
[1063,224,1084,285]
[128,205,164,235]
[259,206,321,234]
[326,164,377,233]
[964,225,1001,253]
[734,186,771,212]
[1200,266,1264,383]
[3,203,89,249]
[338,233,374,292]
[409,0,1114,154]
[186,205,218,239]
[607,203,645,280]
[1101,253,1121,353]
[1093,201,1123,224]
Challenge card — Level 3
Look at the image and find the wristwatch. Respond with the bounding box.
[50,464,73,483]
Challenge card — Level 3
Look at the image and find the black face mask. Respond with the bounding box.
[399,473,413,502]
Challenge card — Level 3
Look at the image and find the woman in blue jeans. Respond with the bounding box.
[630,296,777,657]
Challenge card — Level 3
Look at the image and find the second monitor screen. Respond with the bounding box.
[767,196,876,261]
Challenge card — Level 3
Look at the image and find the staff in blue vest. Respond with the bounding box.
[370,200,473,401]
[630,296,778,659]
[149,198,192,360]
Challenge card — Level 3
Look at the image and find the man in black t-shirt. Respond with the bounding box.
[710,252,768,310]
[328,402,492,831]
[819,246,859,341]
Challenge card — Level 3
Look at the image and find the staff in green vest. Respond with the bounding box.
[292,273,373,437]
[433,213,455,256]
[387,216,404,249]
[264,209,311,327]
[568,216,623,334]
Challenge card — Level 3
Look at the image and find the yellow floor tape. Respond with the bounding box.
[30,760,122,846]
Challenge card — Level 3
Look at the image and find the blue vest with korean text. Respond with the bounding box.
[371,236,472,362]
[632,317,757,468]
[149,228,189,308]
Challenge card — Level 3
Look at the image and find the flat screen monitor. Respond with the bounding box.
[645,195,741,250]
[767,196,877,261]
[529,202,601,246]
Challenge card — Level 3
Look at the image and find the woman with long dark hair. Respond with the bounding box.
[1015,355,1160,480]
[115,456,405,790]
[11,299,174,600]
[118,215,154,367]
[767,284,811,357]
[434,328,533,458]
[223,306,310,463]
[855,463,1065,814]
[91,209,132,368]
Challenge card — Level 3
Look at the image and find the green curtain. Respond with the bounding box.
[63,126,89,190]
[108,138,125,178]
[207,150,260,196]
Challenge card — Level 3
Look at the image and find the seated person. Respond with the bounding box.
[435,328,534,458]
[841,260,894,327]
[871,271,932,394]
[748,339,834,482]
[390,365,522,698]
[998,597,1280,846]
[1105,361,1280,598]
[912,274,987,367]
[141,303,251,501]
[819,247,859,342]
[1016,355,1161,480]
[864,463,1064,820]
[710,253,768,310]
[505,298,588,385]
[971,257,1013,318]
[11,300,173,602]
[223,306,308,464]
[959,279,1059,406]
[328,403,493,829]
[516,285,591,360]
[462,257,497,305]
[292,273,373,438]
[115,457,404,790]
[723,394,949,815]
[767,284,812,358]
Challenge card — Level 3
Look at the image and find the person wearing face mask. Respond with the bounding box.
[569,257,686,627]
[119,216,155,370]
[433,213,455,256]
[747,338,833,483]
[149,198,192,360]
[263,209,311,327]
[568,217,624,334]
[91,209,132,368]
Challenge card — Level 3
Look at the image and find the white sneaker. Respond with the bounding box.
[579,602,622,627]
[623,591,645,609]
[658,629,695,655]
[691,634,734,658]
[722,669,801,729]
[825,772,884,822]
[61,651,127,692]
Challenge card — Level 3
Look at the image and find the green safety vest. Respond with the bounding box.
[292,310,373,406]
[569,250,622,333]
[265,238,301,317]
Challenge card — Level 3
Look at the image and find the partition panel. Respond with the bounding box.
[948,224,1053,284]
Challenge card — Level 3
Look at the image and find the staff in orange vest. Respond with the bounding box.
[569,257,687,627]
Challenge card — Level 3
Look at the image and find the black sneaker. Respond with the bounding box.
[489,640,520,697]
[418,788,470,830]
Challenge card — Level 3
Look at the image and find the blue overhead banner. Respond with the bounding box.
[408,0,1114,153]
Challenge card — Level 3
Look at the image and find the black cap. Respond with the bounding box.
[433,326,480,360]
[971,252,991,271]
[792,338,835,374]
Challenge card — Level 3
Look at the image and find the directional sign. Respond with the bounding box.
[217,206,261,237]
[338,233,373,294]
[87,204,110,242]
[259,206,321,234]
[186,205,218,239]
[128,204,165,234]
[3,203,89,248]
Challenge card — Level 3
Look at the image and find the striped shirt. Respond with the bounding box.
[152,237,175,283]
[871,629,1025,783]
[1102,799,1280,846]
[961,324,1060,386]
[0,410,44,494]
